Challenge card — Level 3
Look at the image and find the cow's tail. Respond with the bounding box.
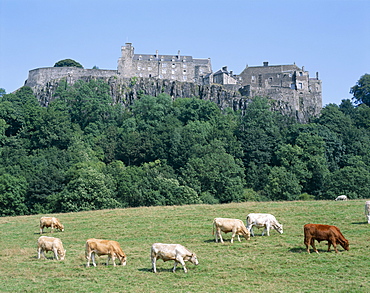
[212,219,216,235]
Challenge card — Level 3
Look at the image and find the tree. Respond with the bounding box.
[350,74,370,106]
[54,59,83,68]
[0,174,28,216]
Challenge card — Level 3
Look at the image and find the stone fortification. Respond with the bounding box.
[23,43,322,122]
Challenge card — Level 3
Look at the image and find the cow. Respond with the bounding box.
[365,201,370,224]
[85,238,127,267]
[39,217,64,234]
[246,213,283,236]
[212,218,250,243]
[151,243,199,273]
[335,195,348,201]
[37,236,66,260]
[303,224,349,254]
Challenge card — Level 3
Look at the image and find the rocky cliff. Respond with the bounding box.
[26,71,321,123]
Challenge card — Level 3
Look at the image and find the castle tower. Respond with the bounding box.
[117,43,134,77]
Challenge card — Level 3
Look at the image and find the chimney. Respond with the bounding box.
[156,50,158,58]
[178,50,180,59]
[316,72,319,80]
[222,66,228,72]
[263,61,269,67]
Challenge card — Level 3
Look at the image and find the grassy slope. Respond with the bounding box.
[0,200,369,293]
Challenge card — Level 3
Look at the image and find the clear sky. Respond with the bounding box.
[1,0,369,106]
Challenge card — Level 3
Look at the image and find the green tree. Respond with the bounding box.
[55,163,119,212]
[350,74,370,106]
[264,166,302,201]
[0,174,28,216]
[54,59,83,68]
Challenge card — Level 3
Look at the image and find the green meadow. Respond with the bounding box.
[0,200,369,292]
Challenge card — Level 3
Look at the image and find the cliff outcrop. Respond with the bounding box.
[25,69,320,123]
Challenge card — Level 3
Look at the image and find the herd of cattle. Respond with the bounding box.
[36,200,370,273]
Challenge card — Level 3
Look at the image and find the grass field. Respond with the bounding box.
[0,200,369,292]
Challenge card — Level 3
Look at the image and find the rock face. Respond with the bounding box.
[25,68,321,123]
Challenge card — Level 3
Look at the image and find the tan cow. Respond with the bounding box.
[40,217,64,234]
[213,218,250,243]
[151,243,199,273]
[37,236,66,260]
[365,201,370,224]
[85,238,127,267]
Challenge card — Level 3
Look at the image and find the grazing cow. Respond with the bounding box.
[212,218,250,243]
[37,236,66,260]
[335,195,348,201]
[85,238,127,267]
[304,224,349,254]
[246,213,283,236]
[39,217,64,234]
[151,243,199,273]
[365,201,370,224]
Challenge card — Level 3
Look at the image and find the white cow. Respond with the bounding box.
[365,201,370,224]
[212,218,250,243]
[335,195,348,201]
[246,213,283,236]
[37,236,66,260]
[151,243,199,273]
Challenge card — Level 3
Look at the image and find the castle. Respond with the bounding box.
[24,43,322,122]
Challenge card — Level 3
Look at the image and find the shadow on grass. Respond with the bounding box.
[352,221,368,225]
[289,247,306,253]
[138,267,173,273]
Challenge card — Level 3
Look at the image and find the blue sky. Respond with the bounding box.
[1,0,369,106]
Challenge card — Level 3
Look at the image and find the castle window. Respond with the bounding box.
[289,73,292,77]
[298,83,303,89]
[162,69,167,74]
[277,74,280,78]
[172,64,176,68]
[148,67,152,71]
[138,55,142,60]
[183,64,187,68]
[251,75,255,82]
[171,69,175,74]
[171,75,175,79]
[162,63,167,68]
[299,72,303,76]
[269,77,273,83]
[183,76,187,81]
[290,83,295,89]
[183,70,187,74]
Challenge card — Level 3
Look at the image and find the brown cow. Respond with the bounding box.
[40,217,64,234]
[213,218,250,243]
[304,224,349,253]
[85,238,127,267]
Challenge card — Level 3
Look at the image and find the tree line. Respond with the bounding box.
[0,74,369,216]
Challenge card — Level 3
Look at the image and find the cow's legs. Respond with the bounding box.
[237,235,241,242]
[217,229,224,243]
[310,239,319,254]
[53,247,59,260]
[174,258,187,273]
[37,248,42,259]
[40,227,43,234]
[152,258,157,273]
[250,227,255,237]
[91,252,97,267]
[86,252,91,267]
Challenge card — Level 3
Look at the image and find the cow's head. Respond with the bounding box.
[190,254,199,266]
[57,223,64,232]
[342,240,350,251]
[274,223,283,234]
[59,249,66,261]
[119,254,127,266]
